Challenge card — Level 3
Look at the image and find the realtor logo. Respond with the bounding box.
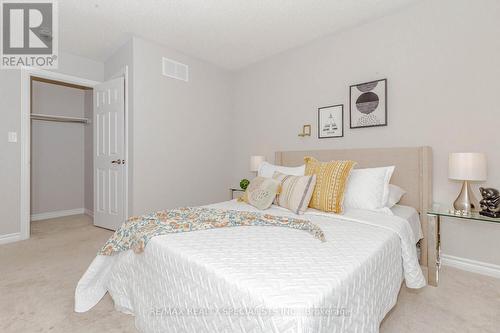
[1,0,58,68]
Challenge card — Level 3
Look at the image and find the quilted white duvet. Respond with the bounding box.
[75,200,426,333]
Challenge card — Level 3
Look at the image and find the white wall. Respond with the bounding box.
[0,53,103,237]
[232,0,500,265]
[31,82,86,215]
[0,70,22,235]
[55,52,104,83]
[130,37,234,215]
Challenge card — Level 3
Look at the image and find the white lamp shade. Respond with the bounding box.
[250,155,265,172]
[448,153,487,181]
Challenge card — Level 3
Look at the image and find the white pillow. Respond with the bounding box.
[258,162,305,178]
[343,166,395,213]
[386,184,406,208]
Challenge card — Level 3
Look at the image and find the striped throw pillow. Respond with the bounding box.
[272,171,317,214]
[304,157,356,213]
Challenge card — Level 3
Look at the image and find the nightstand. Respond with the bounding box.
[426,203,500,287]
[230,188,245,200]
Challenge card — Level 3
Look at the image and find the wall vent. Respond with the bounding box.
[162,57,189,82]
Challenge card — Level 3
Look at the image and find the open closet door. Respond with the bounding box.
[93,77,125,230]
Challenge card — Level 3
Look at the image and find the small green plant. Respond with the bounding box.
[240,179,250,190]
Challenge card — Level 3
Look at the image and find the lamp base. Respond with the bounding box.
[453,180,479,212]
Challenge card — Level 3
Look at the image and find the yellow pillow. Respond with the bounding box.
[304,157,356,213]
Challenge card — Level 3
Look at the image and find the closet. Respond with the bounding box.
[30,77,94,223]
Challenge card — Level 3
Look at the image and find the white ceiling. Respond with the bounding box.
[59,0,420,70]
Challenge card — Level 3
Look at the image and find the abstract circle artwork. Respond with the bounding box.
[356,91,379,114]
[349,79,387,128]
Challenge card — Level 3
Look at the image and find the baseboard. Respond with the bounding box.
[0,232,21,245]
[31,208,85,221]
[84,208,94,217]
[441,254,500,279]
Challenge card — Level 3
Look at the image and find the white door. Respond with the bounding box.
[93,77,125,230]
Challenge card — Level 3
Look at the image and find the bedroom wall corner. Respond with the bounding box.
[116,37,235,216]
[231,0,500,266]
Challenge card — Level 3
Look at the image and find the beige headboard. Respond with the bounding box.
[275,146,433,266]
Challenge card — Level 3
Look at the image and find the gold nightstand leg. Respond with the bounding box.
[427,214,440,286]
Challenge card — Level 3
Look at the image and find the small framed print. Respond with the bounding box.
[318,104,343,139]
[350,78,387,128]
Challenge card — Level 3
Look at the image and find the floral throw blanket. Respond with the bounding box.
[99,207,326,256]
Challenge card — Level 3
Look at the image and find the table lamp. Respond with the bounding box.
[448,152,487,212]
[250,155,265,174]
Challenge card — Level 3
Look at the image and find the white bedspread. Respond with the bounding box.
[391,204,424,243]
[75,200,425,333]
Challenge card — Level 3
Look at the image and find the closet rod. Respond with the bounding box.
[30,113,90,124]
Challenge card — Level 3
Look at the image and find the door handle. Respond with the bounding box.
[111,159,124,165]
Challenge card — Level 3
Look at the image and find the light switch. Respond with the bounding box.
[8,132,17,143]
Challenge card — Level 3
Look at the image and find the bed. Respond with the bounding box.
[75,146,432,333]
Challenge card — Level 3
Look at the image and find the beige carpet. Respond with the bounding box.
[1,215,499,333]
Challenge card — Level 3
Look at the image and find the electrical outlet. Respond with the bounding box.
[8,132,17,143]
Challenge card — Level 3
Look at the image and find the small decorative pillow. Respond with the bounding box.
[304,157,356,214]
[272,171,317,214]
[239,177,280,210]
[386,184,406,208]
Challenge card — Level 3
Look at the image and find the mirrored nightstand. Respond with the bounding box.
[426,203,500,287]
[230,188,245,200]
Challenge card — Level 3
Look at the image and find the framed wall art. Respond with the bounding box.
[350,78,387,128]
[318,104,343,139]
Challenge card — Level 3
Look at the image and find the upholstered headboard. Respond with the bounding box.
[275,146,433,266]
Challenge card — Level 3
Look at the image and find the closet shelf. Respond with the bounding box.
[31,113,90,124]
